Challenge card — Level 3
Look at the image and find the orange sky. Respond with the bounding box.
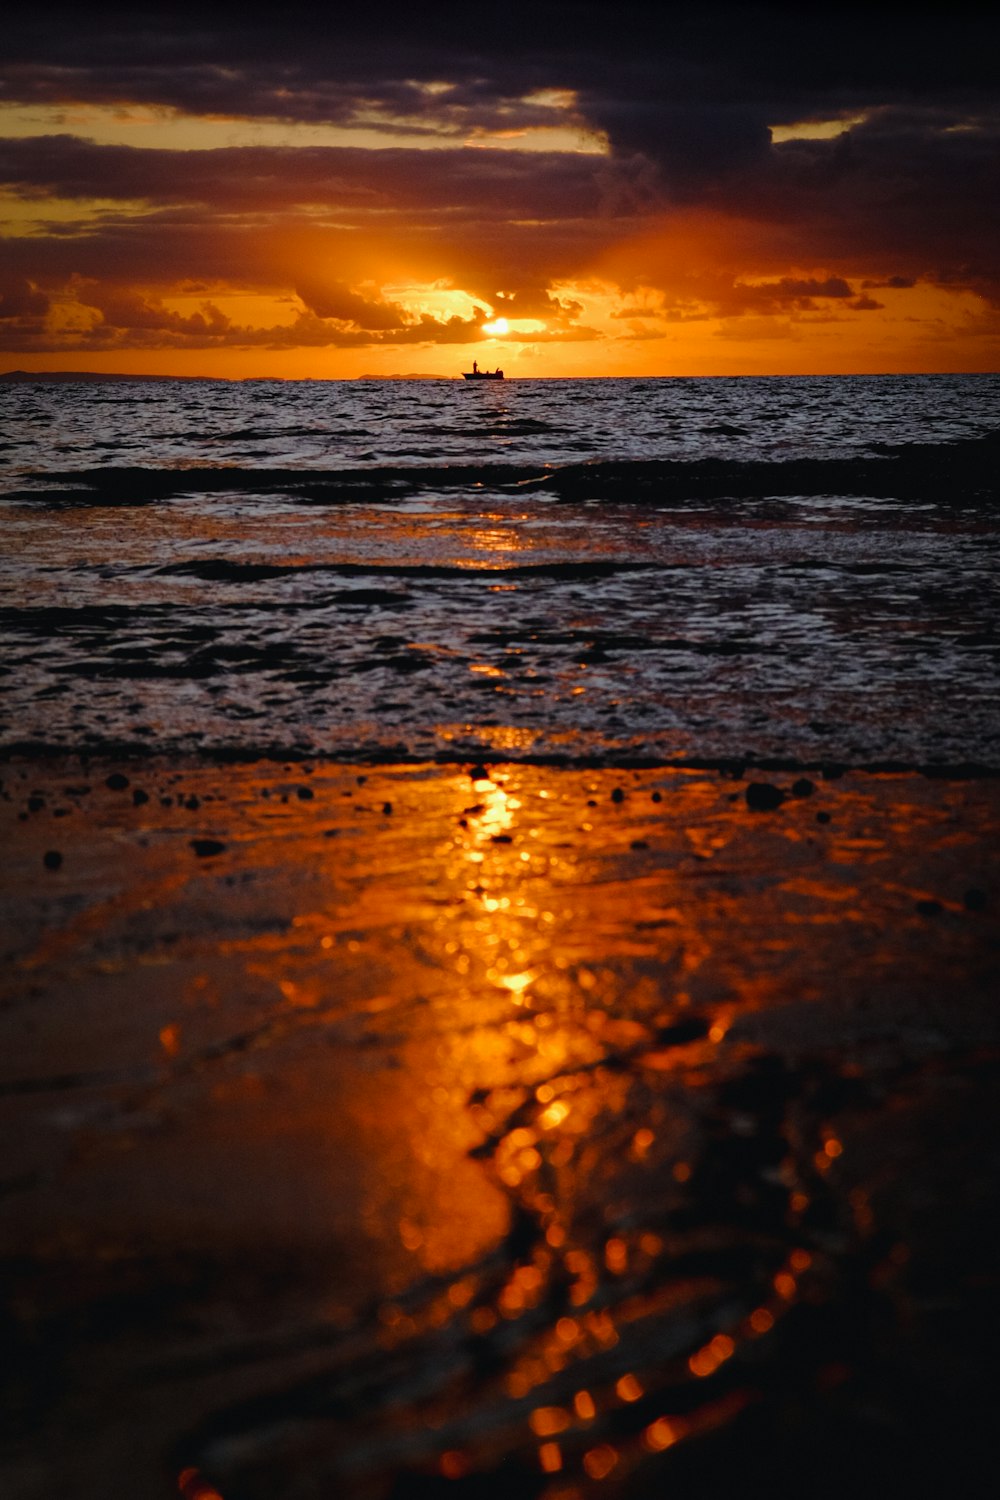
[2,5,999,377]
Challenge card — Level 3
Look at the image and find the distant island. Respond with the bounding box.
[0,370,459,384]
[0,370,225,384]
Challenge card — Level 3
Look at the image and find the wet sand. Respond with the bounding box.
[1,756,998,1499]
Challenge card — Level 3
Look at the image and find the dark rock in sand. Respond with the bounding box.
[27,795,44,813]
[746,782,786,811]
[822,763,846,780]
[382,802,393,816]
[42,849,63,870]
[105,773,130,791]
[611,787,625,804]
[296,785,314,800]
[185,795,200,810]
[653,1014,710,1047]
[190,838,226,858]
[132,788,149,806]
[816,810,832,824]
[651,791,662,803]
[792,777,816,798]
[469,763,490,781]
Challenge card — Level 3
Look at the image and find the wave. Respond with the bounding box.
[6,430,998,508]
[149,558,653,583]
[2,734,995,778]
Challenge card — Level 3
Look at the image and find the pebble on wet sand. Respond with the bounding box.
[106,773,130,791]
[746,782,786,811]
[190,839,226,858]
[42,849,63,870]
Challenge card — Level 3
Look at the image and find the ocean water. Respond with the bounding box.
[3,373,999,766]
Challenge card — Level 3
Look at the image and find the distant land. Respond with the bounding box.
[0,370,458,384]
[0,369,225,384]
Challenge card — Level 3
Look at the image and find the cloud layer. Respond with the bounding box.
[2,3,998,370]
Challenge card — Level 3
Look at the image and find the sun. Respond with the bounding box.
[482,317,509,336]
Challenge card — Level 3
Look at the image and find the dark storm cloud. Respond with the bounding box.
[4,4,996,226]
[293,280,413,330]
[0,136,606,221]
[5,5,999,152]
[723,277,855,312]
[729,109,1000,301]
[0,275,49,319]
[6,5,998,101]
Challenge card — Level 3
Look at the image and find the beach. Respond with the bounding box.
[2,751,998,1498]
[2,373,999,1496]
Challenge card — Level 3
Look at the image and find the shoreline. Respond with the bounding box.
[5,744,999,777]
[2,754,998,1497]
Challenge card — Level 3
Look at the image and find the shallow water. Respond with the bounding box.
[2,374,999,766]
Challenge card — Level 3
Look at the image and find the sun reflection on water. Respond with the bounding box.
[68,756,992,1498]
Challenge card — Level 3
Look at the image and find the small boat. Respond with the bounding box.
[463,363,504,380]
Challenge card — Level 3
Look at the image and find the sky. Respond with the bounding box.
[1,1,998,378]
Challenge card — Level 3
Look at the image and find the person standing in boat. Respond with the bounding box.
[472,360,478,374]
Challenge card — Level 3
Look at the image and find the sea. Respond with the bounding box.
[2,372,999,769]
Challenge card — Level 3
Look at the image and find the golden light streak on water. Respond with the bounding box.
[7,756,997,1498]
[583,1445,619,1479]
[643,1416,683,1451]
[538,1441,563,1473]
